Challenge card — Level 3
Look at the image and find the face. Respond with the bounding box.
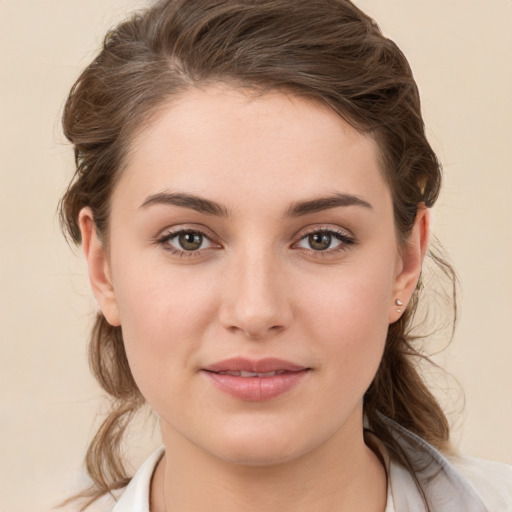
[81,85,425,466]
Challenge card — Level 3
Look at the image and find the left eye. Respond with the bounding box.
[297,231,345,251]
[165,230,214,251]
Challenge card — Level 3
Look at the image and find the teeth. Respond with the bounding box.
[240,370,279,377]
[217,370,287,377]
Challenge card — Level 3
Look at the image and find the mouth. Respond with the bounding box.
[203,356,309,374]
[202,358,311,401]
[212,370,289,377]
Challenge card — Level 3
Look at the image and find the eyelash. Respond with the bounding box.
[155,228,220,257]
[155,226,356,258]
[295,227,355,256]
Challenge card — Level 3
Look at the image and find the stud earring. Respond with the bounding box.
[395,299,404,313]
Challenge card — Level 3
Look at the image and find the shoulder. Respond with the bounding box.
[376,415,512,511]
[450,455,512,511]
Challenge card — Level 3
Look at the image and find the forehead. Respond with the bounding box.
[115,85,390,214]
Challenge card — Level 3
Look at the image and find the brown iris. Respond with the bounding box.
[179,231,203,251]
[308,232,333,251]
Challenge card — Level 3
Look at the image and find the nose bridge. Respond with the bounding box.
[220,242,291,338]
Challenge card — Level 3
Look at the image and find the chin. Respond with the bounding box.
[201,422,323,467]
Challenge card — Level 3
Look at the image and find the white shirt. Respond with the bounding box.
[112,419,512,511]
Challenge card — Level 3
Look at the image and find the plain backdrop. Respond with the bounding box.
[0,1,511,510]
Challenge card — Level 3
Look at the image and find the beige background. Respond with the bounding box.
[0,1,511,510]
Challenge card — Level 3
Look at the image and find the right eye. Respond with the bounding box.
[157,229,219,255]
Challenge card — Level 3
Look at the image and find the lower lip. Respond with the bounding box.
[203,370,310,401]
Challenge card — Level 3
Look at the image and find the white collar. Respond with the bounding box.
[113,446,164,512]
[113,446,396,512]
[112,418,510,512]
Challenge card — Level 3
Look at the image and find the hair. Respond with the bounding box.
[59,0,456,508]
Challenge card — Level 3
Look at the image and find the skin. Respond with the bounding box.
[80,85,428,512]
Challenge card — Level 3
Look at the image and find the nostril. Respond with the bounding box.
[225,322,284,340]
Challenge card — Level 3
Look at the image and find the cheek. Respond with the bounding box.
[300,254,394,330]
[109,253,219,388]
[298,261,393,388]
[314,298,388,380]
[113,244,215,328]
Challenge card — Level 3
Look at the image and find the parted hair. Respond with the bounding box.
[59,0,455,508]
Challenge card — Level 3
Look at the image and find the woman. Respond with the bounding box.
[59,0,512,510]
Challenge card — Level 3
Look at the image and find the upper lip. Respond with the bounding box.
[203,357,309,373]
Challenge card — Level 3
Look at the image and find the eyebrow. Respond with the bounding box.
[285,193,373,217]
[140,192,229,216]
[140,191,372,217]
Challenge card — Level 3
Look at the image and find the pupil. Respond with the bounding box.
[179,232,202,250]
[309,233,331,251]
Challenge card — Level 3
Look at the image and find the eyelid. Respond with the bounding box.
[153,223,355,257]
[292,225,356,253]
[294,224,355,242]
[154,224,222,255]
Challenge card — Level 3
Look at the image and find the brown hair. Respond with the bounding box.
[59,0,455,508]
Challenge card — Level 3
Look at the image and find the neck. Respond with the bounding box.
[150,415,387,512]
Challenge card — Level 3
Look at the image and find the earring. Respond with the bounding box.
[395,299,404,313]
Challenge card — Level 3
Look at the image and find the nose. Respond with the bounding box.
[219,248,293,340]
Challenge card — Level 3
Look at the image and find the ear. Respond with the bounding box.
[79,207,121,326]
[389,205,429,323]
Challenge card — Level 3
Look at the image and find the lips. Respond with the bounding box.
[203,357,308,374]
[202,357,310,401]
[216,370,287,377]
